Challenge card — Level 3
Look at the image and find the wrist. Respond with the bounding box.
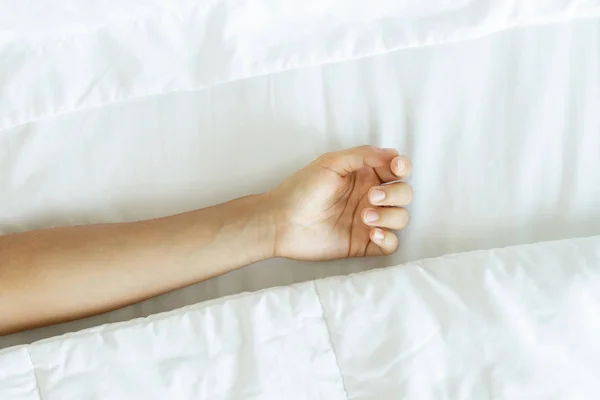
[168,193,278,271]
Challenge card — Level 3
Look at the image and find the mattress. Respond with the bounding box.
[2,0,600,351]
[2,236,600,399]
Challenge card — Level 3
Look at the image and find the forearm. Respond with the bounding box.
[0,194,275,335]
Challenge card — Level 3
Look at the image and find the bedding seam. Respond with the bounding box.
[1,12,600,134]
[24,347,44,400]
[313,281,350,400]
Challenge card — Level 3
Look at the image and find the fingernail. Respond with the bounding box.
[372,229,385,241]
[397,158,405,172]
[370,189,385,203]
[364,210,379,223]
[380,148,397,153]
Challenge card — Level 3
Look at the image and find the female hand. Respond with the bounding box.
[269,145,413,260]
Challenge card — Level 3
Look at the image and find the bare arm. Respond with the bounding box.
[0,194,275,335]
[0,146,413,335]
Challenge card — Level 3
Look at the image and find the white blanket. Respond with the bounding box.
[2,236,599,399]
[2,0,600,348]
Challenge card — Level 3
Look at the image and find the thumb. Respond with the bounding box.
[318,146,399,177]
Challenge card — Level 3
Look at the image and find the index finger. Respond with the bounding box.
[318,145,399,177]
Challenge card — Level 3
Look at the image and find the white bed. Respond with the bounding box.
[1,0,600,396]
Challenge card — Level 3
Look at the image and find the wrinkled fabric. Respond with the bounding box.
[1,236,600,399]
[2,0,599,131]
[1,0,600,349]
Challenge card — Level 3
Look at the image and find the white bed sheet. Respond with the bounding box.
[1,0,600,347]
[2,236,600,399]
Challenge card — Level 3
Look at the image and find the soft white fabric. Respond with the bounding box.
[3,0,600,131]
[2,0,600,347]
[1,236,600,399]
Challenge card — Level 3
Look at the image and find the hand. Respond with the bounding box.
[269,145,413,261]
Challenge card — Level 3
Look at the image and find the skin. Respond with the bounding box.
[0,146,412,335]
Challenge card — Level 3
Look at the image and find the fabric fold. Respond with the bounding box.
[1,0,599,131]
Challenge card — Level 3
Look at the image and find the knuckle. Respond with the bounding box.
[317,152,335,164]
[389,182,413,204]
[388,208,410,229]
[399,208,411,226]
[357,144,376,153]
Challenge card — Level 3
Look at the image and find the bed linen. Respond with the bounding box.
[1,236,600,399]
[1,0,600,349]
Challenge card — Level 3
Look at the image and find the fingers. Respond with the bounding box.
[317,145,412,182]
[368,182,413,207]
[363,179,412,256]
[392,155,412,180]
[368,228,399,255]
[362,207,411,230]
[374,155,412,183]
[318,145,399,177]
